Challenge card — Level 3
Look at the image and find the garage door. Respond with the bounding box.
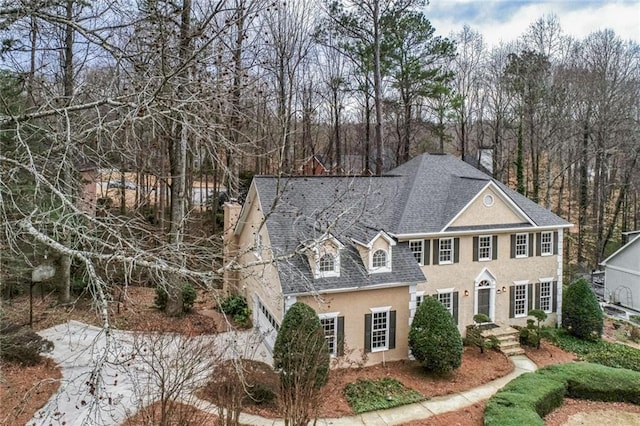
[254,296,279,352]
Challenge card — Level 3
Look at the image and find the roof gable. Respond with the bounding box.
[601,234,640,267]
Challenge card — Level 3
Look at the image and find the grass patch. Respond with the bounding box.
[484,363,640,426]
[344,378,425,414]
[544,328,640,371]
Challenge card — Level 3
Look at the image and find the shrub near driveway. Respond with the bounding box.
[484,363,640,426]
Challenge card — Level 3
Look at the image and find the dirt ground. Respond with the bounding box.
[545,398,640,426]
[2,286,229,334]
[0,358,62,426]
[122,400,218,426]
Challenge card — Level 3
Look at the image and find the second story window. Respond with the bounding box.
[409,240,424,265]
[439,238,453,264]
[540,232,553,256]
[515,233,528,257]
[479,236,492,261]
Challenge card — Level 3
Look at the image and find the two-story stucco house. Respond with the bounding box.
[223,153,572,366]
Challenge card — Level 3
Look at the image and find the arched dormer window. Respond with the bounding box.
[319,254,335,273]
[372,249,388,269]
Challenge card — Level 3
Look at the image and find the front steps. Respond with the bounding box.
[482,325,525,356]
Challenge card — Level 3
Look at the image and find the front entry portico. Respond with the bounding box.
[474,268,497,321]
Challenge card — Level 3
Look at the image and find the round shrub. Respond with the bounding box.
[218,294,250,324]
[409,296,463,373]
[273,302,329,389]
[562,278,603,341]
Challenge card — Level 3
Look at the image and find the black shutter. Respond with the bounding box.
[364,314,371,353]
[528,233,534,257]
[535,282,541,310]
[552,281,558,312]
[433,239,439,265]
[453,292,459,325]
[473,237,479,261]
[337,316,345,356]
[424,240,430,265]
[509,286,515,318]
[553,232,559,255]
[389,311,396,350]
[536,232,542,256]
[454,238,460,263]
[492,235,498,260]
[510,234,516,258]
[528,283,534,312]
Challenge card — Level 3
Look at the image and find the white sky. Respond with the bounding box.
[426,0,640,47]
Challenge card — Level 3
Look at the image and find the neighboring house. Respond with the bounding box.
[600,232,640,310]
[223,153,571,366]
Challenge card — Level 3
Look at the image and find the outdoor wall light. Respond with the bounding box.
[496,288,501,295]
[464,290,469,296]
[502,286,507,293]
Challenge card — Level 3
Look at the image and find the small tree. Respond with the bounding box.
[562,278,603,341]
[409,296,463,373]
[273,302,330,426]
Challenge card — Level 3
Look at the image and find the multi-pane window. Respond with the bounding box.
[439,238,453,264]
[319,254,335,273]
[438,292,453,316]
[539,281,552,312]
[320,315,337,356]
[409,240,424,265]
[371,310,389,351]
[479,236,492,261]
[541,232,553,256]
[416,292,424,307]
[372,249,388,269]
[514,284,527,317]
[515,233,528,257]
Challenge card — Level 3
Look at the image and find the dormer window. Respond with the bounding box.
[372,250,387,268]
[371,249,391,273]
[319,254,335,273]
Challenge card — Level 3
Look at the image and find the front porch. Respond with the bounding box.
[481,325,524,356]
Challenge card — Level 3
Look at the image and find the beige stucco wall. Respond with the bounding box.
[407,232,561,333]
[299,285,410,368]
[234,189,285,323]
[451,187,524,227]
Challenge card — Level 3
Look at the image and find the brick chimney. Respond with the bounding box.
[222,200,242,293]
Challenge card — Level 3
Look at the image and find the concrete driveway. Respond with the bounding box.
[32,320,271,426]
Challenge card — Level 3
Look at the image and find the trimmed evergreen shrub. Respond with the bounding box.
[154,283,197,314]
[562,278,603,340]
[218,294,250,324]
[273,302,330,389]
[409,296,463,373]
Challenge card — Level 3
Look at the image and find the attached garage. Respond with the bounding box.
[253,295,279,352]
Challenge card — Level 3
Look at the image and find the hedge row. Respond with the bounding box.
[484,363,640,426]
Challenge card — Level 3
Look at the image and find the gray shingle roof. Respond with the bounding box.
[253,153,570,295]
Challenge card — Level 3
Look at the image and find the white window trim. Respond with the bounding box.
[370,306,391,353]
[370,248,391,273]
[513,283,528,318]
[409,239,424,266]
[540,231,553,256]
[316,252,340,278]
[436,290,454,316]
[478,235,493,261]
[539,278,554,314]
[439,237,454,265]
[415,291,425,308]
[515,233,528,258]
[319,312,340,356]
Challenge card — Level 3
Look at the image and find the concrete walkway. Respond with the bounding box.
[185,355,538,426]
[33,320,536,426]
